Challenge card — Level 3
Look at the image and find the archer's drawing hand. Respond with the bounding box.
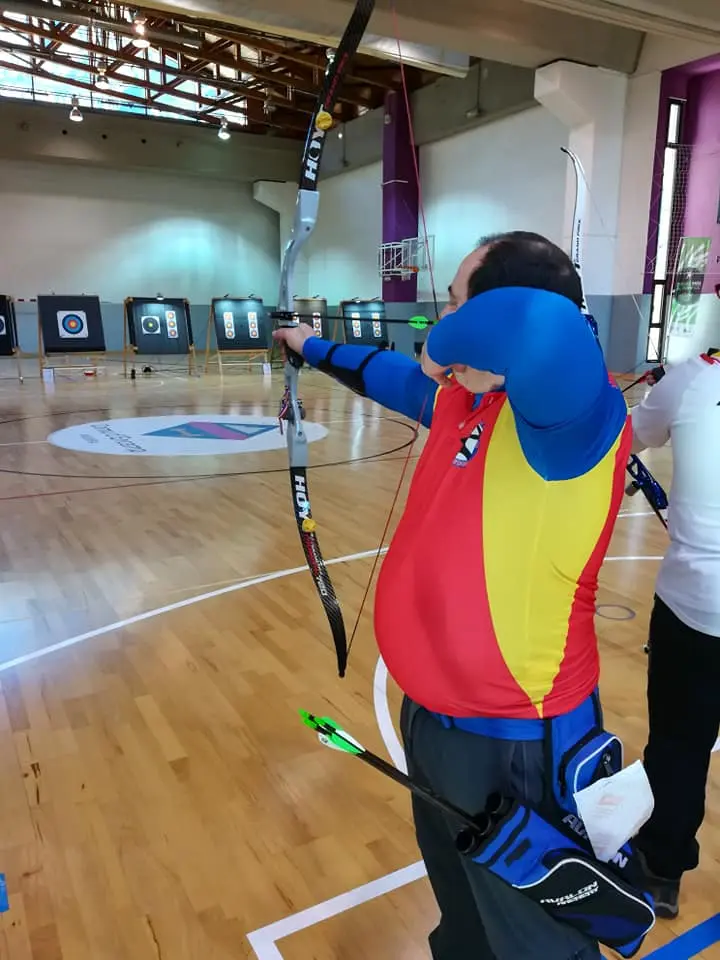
[420,342,453,388]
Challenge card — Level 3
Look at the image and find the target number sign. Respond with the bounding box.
[57,310,88,338]
[165,310,178,339]
[223,311,236,339]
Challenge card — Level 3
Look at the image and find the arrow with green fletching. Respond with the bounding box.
[298,709,481,828]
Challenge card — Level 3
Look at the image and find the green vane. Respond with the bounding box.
[299,709,363,755]
[408,315,430,330]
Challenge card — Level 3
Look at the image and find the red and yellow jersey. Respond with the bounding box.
[374,382,632,719]
[303,286,631,720]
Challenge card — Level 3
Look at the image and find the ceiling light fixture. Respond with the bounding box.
[218,118,230,140]
[69,95,83,122]
[132,15,150,49]
[95,66,110,91]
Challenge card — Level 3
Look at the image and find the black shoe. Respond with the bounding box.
[637,851,680,919]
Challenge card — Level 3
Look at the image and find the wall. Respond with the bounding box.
[299,105,570,307]
[418,106,569,299]
[0,99,301,183]
[304,162,384,302]
[320,59,537,179]
[0,158,280,353]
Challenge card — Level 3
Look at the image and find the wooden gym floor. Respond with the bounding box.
[0,362,716,959]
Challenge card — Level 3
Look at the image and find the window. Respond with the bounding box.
[646,97,685,362]
[0,15,248,127]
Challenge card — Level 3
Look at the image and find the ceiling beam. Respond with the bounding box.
[0,14,306,111]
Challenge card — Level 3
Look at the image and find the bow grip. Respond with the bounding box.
[274,310,305,370]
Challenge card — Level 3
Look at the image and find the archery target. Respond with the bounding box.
[223,311,236,339]
[0,316,5,337]
[312,312,322,335]
[351,314,362,338]
[57,310,88,338]
[372,320,382,338]
[248,310,259,339]
[141,315,161,335]
[165,311,178,339]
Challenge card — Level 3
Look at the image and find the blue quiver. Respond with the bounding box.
[458,795,655,958]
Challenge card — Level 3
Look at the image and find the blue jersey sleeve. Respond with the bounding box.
[425,287,627,479]
[302,337,436,428]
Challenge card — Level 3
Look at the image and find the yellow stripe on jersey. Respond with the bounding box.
[482,401,622,714]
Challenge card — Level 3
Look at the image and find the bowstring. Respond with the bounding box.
[345,2,440,664]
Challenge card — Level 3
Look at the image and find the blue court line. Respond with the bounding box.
[646,914,720,958]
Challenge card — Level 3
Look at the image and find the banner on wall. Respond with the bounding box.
[668,237,712,338]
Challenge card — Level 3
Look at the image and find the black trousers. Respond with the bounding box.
[636,595,720,880]
[400,696,602,960]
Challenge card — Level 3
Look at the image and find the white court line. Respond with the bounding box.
[0,546,388,674]
[618,510,654,518]
[606,556,663,562]
[0,440,49,447]
[246,655,425,959]
[246,861,427,960]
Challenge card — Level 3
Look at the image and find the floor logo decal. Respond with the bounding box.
[47,414,328,457]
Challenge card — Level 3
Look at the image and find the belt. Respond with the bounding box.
[431,691,598,742]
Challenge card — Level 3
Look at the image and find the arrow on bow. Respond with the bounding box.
[273,0,376,678]
[562,147,668,530]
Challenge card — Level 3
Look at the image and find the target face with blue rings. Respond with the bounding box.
[57,310,88,338]
[140,315,161,335]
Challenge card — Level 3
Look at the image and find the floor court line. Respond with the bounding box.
[0,546,389,674]
[0,551,659,674]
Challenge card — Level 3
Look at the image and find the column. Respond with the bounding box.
[382,89,419,302]
[534,61,628,301]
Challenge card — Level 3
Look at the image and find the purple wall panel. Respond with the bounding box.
[680,71,720,292]
[645,54,720,294]
[381,90,419,302]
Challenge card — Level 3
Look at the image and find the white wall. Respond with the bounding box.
[303,161,383,302]
[0,159,279,303]
[417,107,569,299]
[613,72,662,295]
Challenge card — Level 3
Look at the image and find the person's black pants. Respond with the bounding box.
[636,595,720,880]
[400,696,601,960]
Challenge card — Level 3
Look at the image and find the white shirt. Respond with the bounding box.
[631,354,720,637]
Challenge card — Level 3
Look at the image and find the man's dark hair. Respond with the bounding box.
[468,231,584,309]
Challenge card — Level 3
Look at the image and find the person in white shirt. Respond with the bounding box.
[631,352,720,919]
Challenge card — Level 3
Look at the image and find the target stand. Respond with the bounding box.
[0,295,24,382]
[204,297,271,378]
[36,295,109,382]
[124,297,196,377]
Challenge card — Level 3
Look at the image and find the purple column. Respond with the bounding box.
[382,89,419,302]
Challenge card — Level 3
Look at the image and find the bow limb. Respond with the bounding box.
[562,146,588,315]
[275,0,375,678]
[561,146,668,530]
